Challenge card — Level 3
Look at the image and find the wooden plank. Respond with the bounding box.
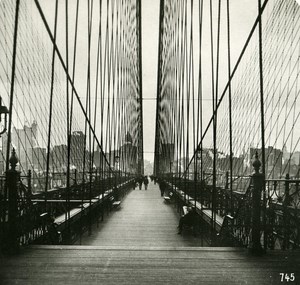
[1,246,299,284]
[1,182,299,284]
[77,182,208,247]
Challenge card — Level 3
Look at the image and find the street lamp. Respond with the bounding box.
[115,154,120,182]
[115,155,120,170]
[0,97,9,136]
[170,160,173,192]
[196,146,202,181]
[169,160,173,175]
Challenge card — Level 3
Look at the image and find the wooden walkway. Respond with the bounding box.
[1,181,299,284]
[77,181,207,247]
[1,246,299,284]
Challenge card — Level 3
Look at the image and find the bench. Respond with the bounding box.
[180,206,198,235]
[183,206,188,215]
[112,201,121,209]
[164,196,171,203]
[109,196,121,209]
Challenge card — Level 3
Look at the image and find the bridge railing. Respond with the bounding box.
[0,151,136,253]
[265,176,300,250]
[161,166,300,251]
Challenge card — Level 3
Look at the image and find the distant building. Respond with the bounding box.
[70,131,86,170]
[30,147,46,172]
[290,151,300,166]
[51,144,68,171]
[119,132,137,173]
[218,154,245,176]
[282,151,300,178]
[249,146,283,178]
[159,143,174,174]
[9,121,38,173]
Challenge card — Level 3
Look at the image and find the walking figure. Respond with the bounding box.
[144,176,149,190]
[138,176,143,190]
[159,180,166,197]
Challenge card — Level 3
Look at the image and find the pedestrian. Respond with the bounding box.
[153,175,157,185]
[138,176,143,190]
[177,207,197,234]
[144,176,149,190]
[159,180,166,197]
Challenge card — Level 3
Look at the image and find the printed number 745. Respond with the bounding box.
[280,273,295,282]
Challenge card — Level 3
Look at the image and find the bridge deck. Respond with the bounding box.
[77,181,207,247]
[1,246,299,284]
[1,182,299,284]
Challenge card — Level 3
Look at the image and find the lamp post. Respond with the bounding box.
[115,154,120,183]
[0,97,9,136]
[170,160,173,192]
[195,149,202,208]
[169,160,173,176]
[130,163,134,178]
[114,155,121,200]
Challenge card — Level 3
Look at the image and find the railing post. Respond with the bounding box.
[28,170,32,195]
[225,171,229,189]
[248,152,265,255]
[283,173,290,250]
[6,149,20,253]
[74,169,77,184]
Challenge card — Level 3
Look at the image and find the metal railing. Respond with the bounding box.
[0,157,136,252]
[160,167,299,251]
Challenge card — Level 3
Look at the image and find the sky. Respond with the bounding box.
[141,0,258,162]
[141,0,160,162]
[2,0,298,164]
[37,0,261,162]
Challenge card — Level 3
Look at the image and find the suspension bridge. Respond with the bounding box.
[0,0,300,284]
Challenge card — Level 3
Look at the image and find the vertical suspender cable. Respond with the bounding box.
[258,0,266,174]
[209,0,216,235]
[5,0,20,225]
[44,0,58,209]
[197,0,204,246]
[6,0,20,171]
[34,0,116,179]
[213,0,221,235]
[154,0,165,177]
[65,0,71,232]
[184,0,270,174]
[137,0,144,176]
[258,0,266,250]
[227,0,233,213]
[91,0,102,195]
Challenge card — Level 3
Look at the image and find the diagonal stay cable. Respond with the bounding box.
[182,0,270,177]
[34,0,116,176]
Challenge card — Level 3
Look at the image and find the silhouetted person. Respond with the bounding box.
[144,176,149,190]
[138,176,143,190]
[177,207,197,234]
[159,180,166,197]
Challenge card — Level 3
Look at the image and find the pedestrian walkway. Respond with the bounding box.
[2,182,300,284]
[78,181,208,247]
